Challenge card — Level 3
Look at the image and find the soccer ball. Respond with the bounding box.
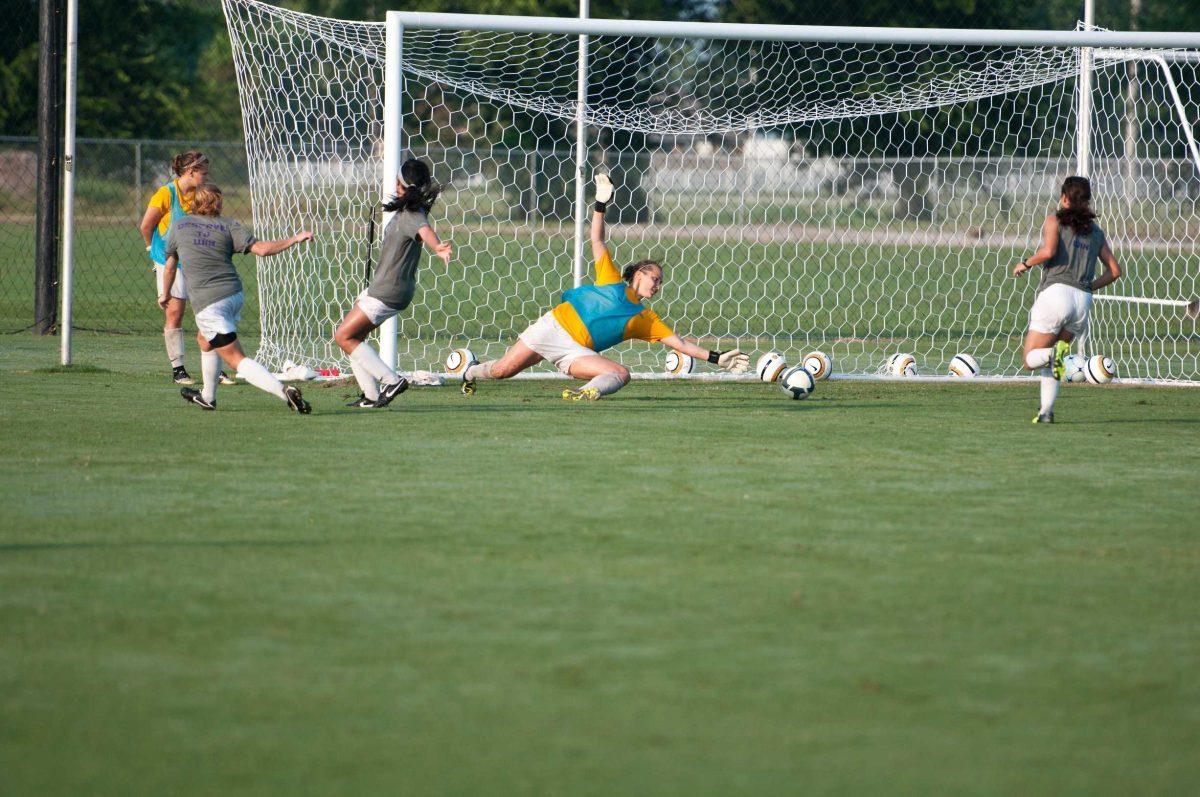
[1062,354,1087,383]
[444,347,475,374]
[948,353,980,378]
[887,353,917,377]
[755,351,787,382]
[803,350,832,380]
[665,351,694,376]
[1085,354,1116,384]
[779,365,815,400]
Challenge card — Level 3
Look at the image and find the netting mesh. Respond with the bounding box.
[223,0,1200,381]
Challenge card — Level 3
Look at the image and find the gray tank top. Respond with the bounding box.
[1037,220,1105,295]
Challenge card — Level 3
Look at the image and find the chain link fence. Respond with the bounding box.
[0,136,253,335]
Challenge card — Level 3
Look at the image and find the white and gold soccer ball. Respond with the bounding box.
[755,351,787,382]
[1062,354,1087,383]
[802,350,832,380]
[948,353,980,378]
[445,347,476,375]
[887,353,917,377]
[779,365,816,400]
[1085,355,1116,384]
[665,351,694,376]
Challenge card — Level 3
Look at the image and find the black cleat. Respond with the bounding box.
[172,366,194,385]
[180,387,216,411]
[1032,412,1055,424]
[345,393,378,408]
[284,385,312,414]
[373,376,410,408]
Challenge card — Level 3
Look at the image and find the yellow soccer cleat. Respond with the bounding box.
[1051,340,1071,381]
[562,387,601,402]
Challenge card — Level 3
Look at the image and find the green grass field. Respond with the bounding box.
[2,333,1199,795]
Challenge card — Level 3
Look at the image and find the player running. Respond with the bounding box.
[161,182,314,413]
[139,150,230,387]
[334,158,452,408]
[1013,176,1121,423]
[460,174,749,400]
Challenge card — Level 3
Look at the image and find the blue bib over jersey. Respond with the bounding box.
[560,282,647,352]
[149,182,187,266]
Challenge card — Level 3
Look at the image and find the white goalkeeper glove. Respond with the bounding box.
[709,349,749,374]
[594,172,614,204]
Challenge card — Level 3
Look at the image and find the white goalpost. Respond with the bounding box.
[221,0,1200,384]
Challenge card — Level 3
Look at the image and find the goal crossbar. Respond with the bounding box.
[389,12,1200,49]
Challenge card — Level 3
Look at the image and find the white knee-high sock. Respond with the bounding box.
[1039,367,1059,415]
[582,372,626,396]
[236,357,287,401]
[164,328,185,368]
[350,360,379,401]
[464,361,495,381]
[1025,347,1053,369]
[350,342,399,385]
[201,350,220,403]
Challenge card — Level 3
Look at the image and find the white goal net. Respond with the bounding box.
[223,0,1200,382]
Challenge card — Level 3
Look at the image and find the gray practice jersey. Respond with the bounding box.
[165,215,258,312]
[1038,220,1106,295]
[367,209,429,310]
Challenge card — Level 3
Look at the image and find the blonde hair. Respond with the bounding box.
[191,183,223,217]
[172,150,210,177]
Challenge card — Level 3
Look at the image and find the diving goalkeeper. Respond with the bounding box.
[460,173,749,400]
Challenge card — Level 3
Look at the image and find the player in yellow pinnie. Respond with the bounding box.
[460,173,749,399]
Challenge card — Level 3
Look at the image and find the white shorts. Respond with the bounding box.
[518,311,597,375]
[154,263,188,300]
[194,292,244,342]
[356,290,400,326]
[1029,283,1092,337]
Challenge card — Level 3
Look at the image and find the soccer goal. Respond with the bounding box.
[222,0,1200,383]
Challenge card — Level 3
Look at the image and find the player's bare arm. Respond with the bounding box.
[1091,242,1122,291]
[661,335,749,373]
[1014,215,1060,276]
[418,225,451,265]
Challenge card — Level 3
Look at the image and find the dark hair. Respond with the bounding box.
[382,158,441,213]
[172,151,209,177]
[622,259,662,283]
[1056,175,1097,235]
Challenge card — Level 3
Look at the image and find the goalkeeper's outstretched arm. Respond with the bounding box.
[589,173,614,262]
[660,335,749,374]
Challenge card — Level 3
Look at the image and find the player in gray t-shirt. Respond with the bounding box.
[333,158,452,409]
[161,182,315,414]
[1012,176,1122,423]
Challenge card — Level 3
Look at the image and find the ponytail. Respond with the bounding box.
[1056,175,1097,235]
[383,158,441,214]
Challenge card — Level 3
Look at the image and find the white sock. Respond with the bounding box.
[350,361,379,401]
[236,357,287,401]
[164,328,185,368]
[350,342,399,385]
[1025,347,1052,369]
[201,350,220,403]
[1039,367,1059,415]
[583,372,626,396]
[465,361,494,381]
